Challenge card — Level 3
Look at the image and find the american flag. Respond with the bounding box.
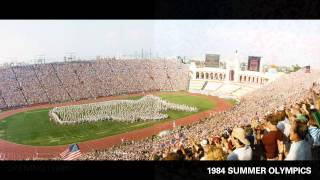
[60,144,82,160]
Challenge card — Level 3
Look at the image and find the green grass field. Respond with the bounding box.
[224,99,238,106]
[0,92,216,146]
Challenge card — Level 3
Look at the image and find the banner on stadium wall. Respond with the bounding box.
[247,56,261,72]
[205,54,220,68]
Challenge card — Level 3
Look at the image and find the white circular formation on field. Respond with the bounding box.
[49,95,198,124]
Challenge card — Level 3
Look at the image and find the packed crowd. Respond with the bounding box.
[49,95,198,124]
[79,69,320,160]
[0,59,189,109]
[0,67,27,109]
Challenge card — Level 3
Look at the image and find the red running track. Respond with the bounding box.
[0,92,232,160]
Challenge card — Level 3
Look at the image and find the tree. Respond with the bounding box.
[271,64,277,68]
[291,64,301,72]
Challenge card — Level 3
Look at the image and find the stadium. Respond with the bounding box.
[0,54,319,161]
[0,20,320,161]
[0,58,234,159]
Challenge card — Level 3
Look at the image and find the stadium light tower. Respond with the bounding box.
[234,50,241,82]
[141,48,144,59]
[149,48,152,59]
[65,52,75,61]
[134,51,138,59]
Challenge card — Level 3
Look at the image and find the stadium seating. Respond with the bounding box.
[78,69,320,160]
[0,59,189,109]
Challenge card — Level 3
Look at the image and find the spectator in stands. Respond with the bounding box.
[261,114,284,160]
[211,135,222,148]
[190,140,204,160]
[200,139,211,160]
[163,152,181,160]
[244,125,255,148]
[276,107,292,157]
[220,128,233,154]
[206,146,227,160]
[227,127,252,160]
[308,106,320,160]
[251,122,265,160]
[179,146,193,160]
[277,107,291,139]
[285,116,312,160]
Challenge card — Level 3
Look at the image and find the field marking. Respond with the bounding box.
[0,130,4,138]
[24,109,50,114]
[95,131,109,135]
[48,139,61,143]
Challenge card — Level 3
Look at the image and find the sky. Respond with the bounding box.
[0,20,319,67]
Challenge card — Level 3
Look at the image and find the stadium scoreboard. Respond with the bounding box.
[205,54,220,68]
[247,56,261,72]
